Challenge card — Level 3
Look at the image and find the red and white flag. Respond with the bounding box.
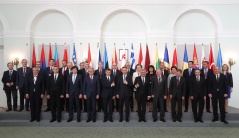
[63,43,68,62]
[138,43,143,65]
[209,44,215,71]
[200,44,206,69]
[121,43,126,68]
[88,43,92,68]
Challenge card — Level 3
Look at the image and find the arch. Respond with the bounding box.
[26,4,77,33]
[170,5,222,33]
[97,5,150,34]
[0,12,8,31]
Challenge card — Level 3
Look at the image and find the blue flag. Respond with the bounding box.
[72,44,77,66]
[130,44,135,70]
[182,45,189,71]
[103,44,108,69]
[217,44,223,70]
[163,44,170,69]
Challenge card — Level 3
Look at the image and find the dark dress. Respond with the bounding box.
[224,72,233,98]
[146,73,155,102]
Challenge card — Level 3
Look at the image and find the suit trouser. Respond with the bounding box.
[112,98,119,111]
[153,97,165,120]
[97,97,103,111]
[19,87,29,109]
[69,95,81,120]
[158,99,167,111]
[212,92,225,120]
[102,96,113,120]
[136,96,147,120]
[5,90,17,109]
[50,93,62,120]
[119,96,130,120]
[184,87,190,109]
[205,80,211,110]
[86,95,96,120]
[30,93,41,120]
[171,97,182,119]
[192,96,204,120]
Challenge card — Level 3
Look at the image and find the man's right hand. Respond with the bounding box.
[116,94,119,99]
[151,95,154,98]
[66,94,69,98]
[26,94,29,99]
[190,96,193,100]
[84,95,87,99]
[208,94,212,98]
[16,86,19,90]
[47,95,50,99]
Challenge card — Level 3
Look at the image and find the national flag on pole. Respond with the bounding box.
[40,44,46,70]
[88,43,92,68]
[63,43,68,62]
[112,44,118,66]
[192,44,199,69]
[95,43,102,69]
[144,44,150,70]
[130,43,135,70]
[48,43,52,66]
[79,43,83,62]
[121,43,126,68]
[54,44,59,67]
[200,44,206,69]
[182,45,188,72]
[217,44,223,70]
[154,44,160,69]
[103,43,109,69]
[138,43,143,65]
[163,43,170,69]
[72,44,77,66]
[32,44,36,67]
[209,44,215,71]
[172,44,178,67]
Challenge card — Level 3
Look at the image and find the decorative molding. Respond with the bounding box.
[174,32,216,38]
[101,32,147,39]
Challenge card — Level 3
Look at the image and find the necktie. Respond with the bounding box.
[177,77,179,86]
[50,67,52,73]
[90,76,93,83]
[124,75,126,80]
[205,69,208,79]
[158,76,161,84]
[23,68,26,77]
[34,77,36,85]
[108,76,110,82]
[62,67,65,76]
[189,68,191,76]
[73,75,76,84]
[142,77,145,85]
[99,69,102,76]
[9,71,12,79]
[54,75,57,83]
[216,74,219,82]
[114,70,116,76]
[196,77,199,82]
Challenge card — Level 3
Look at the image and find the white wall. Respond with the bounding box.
[0,0,238,108]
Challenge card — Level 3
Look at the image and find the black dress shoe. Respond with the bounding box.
[194,119,198,123]
[6,108,12,112]
[221,120,228,124]
[93,119,96,122]
[142,119,147,122]
[207,110,212,113]
[119,119,123,122]
[18,109,23,112]
[160,119,166,122]
[165,109,168,112]
[77,119,81,122]
[67,118,72,122]
[13,108,17,111]
[86,119,91,122]
[103,119,107,123]
[153,119,157,122]
[177,119,182,122]
[212,119,218,122]
[50,119,56,123]
[184,109,188,112]
[36,119,40,122]
[198,120,203,123]
[44,108,51,112]
[109,119,113,122]
[57,119,61,122]
[138,119,141,122]
[126,119,129,122]
[30,119,35,122]
[173,118,176,122]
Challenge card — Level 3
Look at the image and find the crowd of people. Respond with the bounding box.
[1,59,233,124]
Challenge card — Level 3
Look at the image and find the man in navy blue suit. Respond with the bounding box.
[66,66,83,122]
[101,68,115,122]
[16,59,32,112]
[36,61,44,109]
[83,68,100,123]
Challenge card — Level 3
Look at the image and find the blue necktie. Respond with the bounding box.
[10,71,12,79]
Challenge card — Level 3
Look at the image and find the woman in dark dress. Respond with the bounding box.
[222,64,233,113]
[146,65,156,112]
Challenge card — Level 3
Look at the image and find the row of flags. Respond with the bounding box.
[32,43,223,71]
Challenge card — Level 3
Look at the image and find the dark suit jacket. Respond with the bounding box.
[169,76,186,98]
[162,69,169,78]
[83,75,100,97]
[209,73,227,97]
[94,69,106,79]
[47,74,65,96]
[134,76,150,98]
[25,75,45,96]
[183,68,195,89]
[66,74,83,96]
[116,74,133,98]
[126,68,134,76]
[190,76,206,98]
[2,70,17,91]
[16,67,32,88]
[151,75,167,98]
[225,72,233,87]
[200,68,214,80]
[79,68,88,81]
[101,75,116,98]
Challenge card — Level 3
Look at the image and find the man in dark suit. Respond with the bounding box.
[94,61,105,112]
[66,66,83,122]
[36,61,44,109]
[209,66,228,124]
[25,67,44,122]
[116,67,133,122]
[2,62,17,111]
[134,69,149,122]
[125,61,135,112]
[111,63,121,112]
[190,69,206,122]
[183,61,195,112]
[101,69,115,122]
[79,62,84,70]
[83,68,100,123]
[16,59,32,112]
[151,69,167,122]
[169,69,186,122]
[160,62,169,112]
[44,59,55,112]
[59,60,68,111]
[201,61,214,113]
[47,66,65,123]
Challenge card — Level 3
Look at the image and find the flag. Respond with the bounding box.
[154,44,160,69]
[72,44,77,66]
[48,43,52,66]
[103,43,109,69]
[40,44,46,70]
[138,43,143,65]
[79,43,83,62]
[32,44,36,67]
[54,44,59,67]
[182,45,188,71]
[172,44,178,67]
[121,43,126,68]
[192,44,199,69]
[144,44,150,70]
[88,43,92,68]
[209,44,215,71]
[63,43,68,62]
[130,43,135,70]
[95,43,102,69]
[163,44,170,69]
[217,44,223,70]
[112,44,118,66]
[200,44,206,69]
